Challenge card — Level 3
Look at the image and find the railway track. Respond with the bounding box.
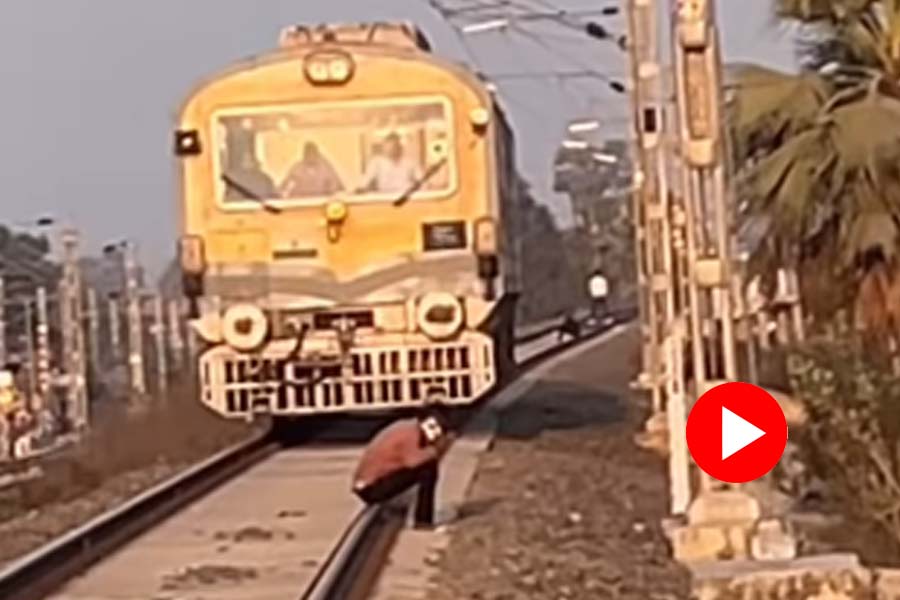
[0,309,629,600]
[300,310,632,600]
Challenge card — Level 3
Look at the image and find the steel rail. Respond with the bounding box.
[299,496,412,600]
[0,430,278,600]
[0,305,634,600]
[300,308,636,600]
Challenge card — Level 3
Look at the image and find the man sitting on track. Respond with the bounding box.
[351,402,455,530]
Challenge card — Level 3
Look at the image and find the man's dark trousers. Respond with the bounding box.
[592,298,609,319]
[354,460,437,526]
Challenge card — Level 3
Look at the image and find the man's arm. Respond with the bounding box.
[357,157,379,192]
[278,165,299,197]
[325,162,345,192]
[401,439,439,468]
[433,431,456,458]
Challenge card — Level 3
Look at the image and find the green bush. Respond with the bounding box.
[787,339,900,548]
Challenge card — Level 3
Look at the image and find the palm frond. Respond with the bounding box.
[774,0,879,22]
[728,65,830,159]
[732,2,900,326]
[741,128,827,234]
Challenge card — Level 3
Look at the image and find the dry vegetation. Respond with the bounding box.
[786,338,900,564]
[0,383,255,564]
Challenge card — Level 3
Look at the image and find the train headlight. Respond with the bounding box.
[222,304,269,352]
[304,51,355,85]
[416,292,464,340]
[329,58,351,81]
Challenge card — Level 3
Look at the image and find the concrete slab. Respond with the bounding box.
[49,447,365,600]
[371,324,633,599]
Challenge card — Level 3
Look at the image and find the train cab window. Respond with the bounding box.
[213,96,456,208]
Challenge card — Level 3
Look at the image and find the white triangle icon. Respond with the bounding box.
[721,406,766,460]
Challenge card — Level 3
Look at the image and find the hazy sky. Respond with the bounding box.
[0,1,797,275]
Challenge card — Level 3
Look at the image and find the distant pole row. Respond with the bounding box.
[0,231,193,460]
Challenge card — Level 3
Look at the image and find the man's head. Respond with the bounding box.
[302,141,321,162]
[384,133,403,161]
[418,390,453,441]
[419,415,444,444]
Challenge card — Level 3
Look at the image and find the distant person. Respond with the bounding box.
[557,311,582,342]
[351,403,455,529]
[357,133,422,194]
[588,269,610,320]
[279,141,344,197]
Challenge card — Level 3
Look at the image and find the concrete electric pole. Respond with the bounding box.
[123,242,146,396]
[663,0,797,562]
[624,0,690,515]
[59,229,88,431]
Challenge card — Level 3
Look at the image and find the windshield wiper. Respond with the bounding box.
[393,158,448,207]
[221,173,282,214]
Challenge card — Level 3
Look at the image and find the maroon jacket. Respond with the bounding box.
[352,418,453,490]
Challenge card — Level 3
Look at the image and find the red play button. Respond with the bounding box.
[686,382,788,484]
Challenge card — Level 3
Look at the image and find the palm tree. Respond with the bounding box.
[730,0,900,340]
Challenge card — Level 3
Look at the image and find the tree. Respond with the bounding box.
[552,139,635,304]
[517,176,584,323]
[0,226,58,298]
[730,0,900,339]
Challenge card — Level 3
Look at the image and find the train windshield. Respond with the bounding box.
[213,96,456,206]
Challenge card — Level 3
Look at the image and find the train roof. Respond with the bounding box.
[176,21,510,132]
[278,21,432,52]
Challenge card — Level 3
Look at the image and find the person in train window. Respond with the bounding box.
[222,142,279,201]
[279,141,344,198]
[356,132,423,194]
[351,403,455,529]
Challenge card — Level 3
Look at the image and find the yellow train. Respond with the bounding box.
[173,22,524,420]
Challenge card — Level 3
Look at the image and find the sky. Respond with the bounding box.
[0,1,798,276]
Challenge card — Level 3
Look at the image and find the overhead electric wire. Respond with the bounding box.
[432,0,622,36]
[428,0,485,66]
[429,0,631,136]
[505,23,624,97]
[487,69,625,81]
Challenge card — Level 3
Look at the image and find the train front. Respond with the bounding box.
[173,24,515,420]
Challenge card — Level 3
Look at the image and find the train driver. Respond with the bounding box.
[222,131,279,201]
[279,141,344,198]
[357,132,423,194]
[351,403,455,529]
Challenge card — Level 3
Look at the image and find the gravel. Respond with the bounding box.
[431,329,692,600]
[0,382,255,567]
